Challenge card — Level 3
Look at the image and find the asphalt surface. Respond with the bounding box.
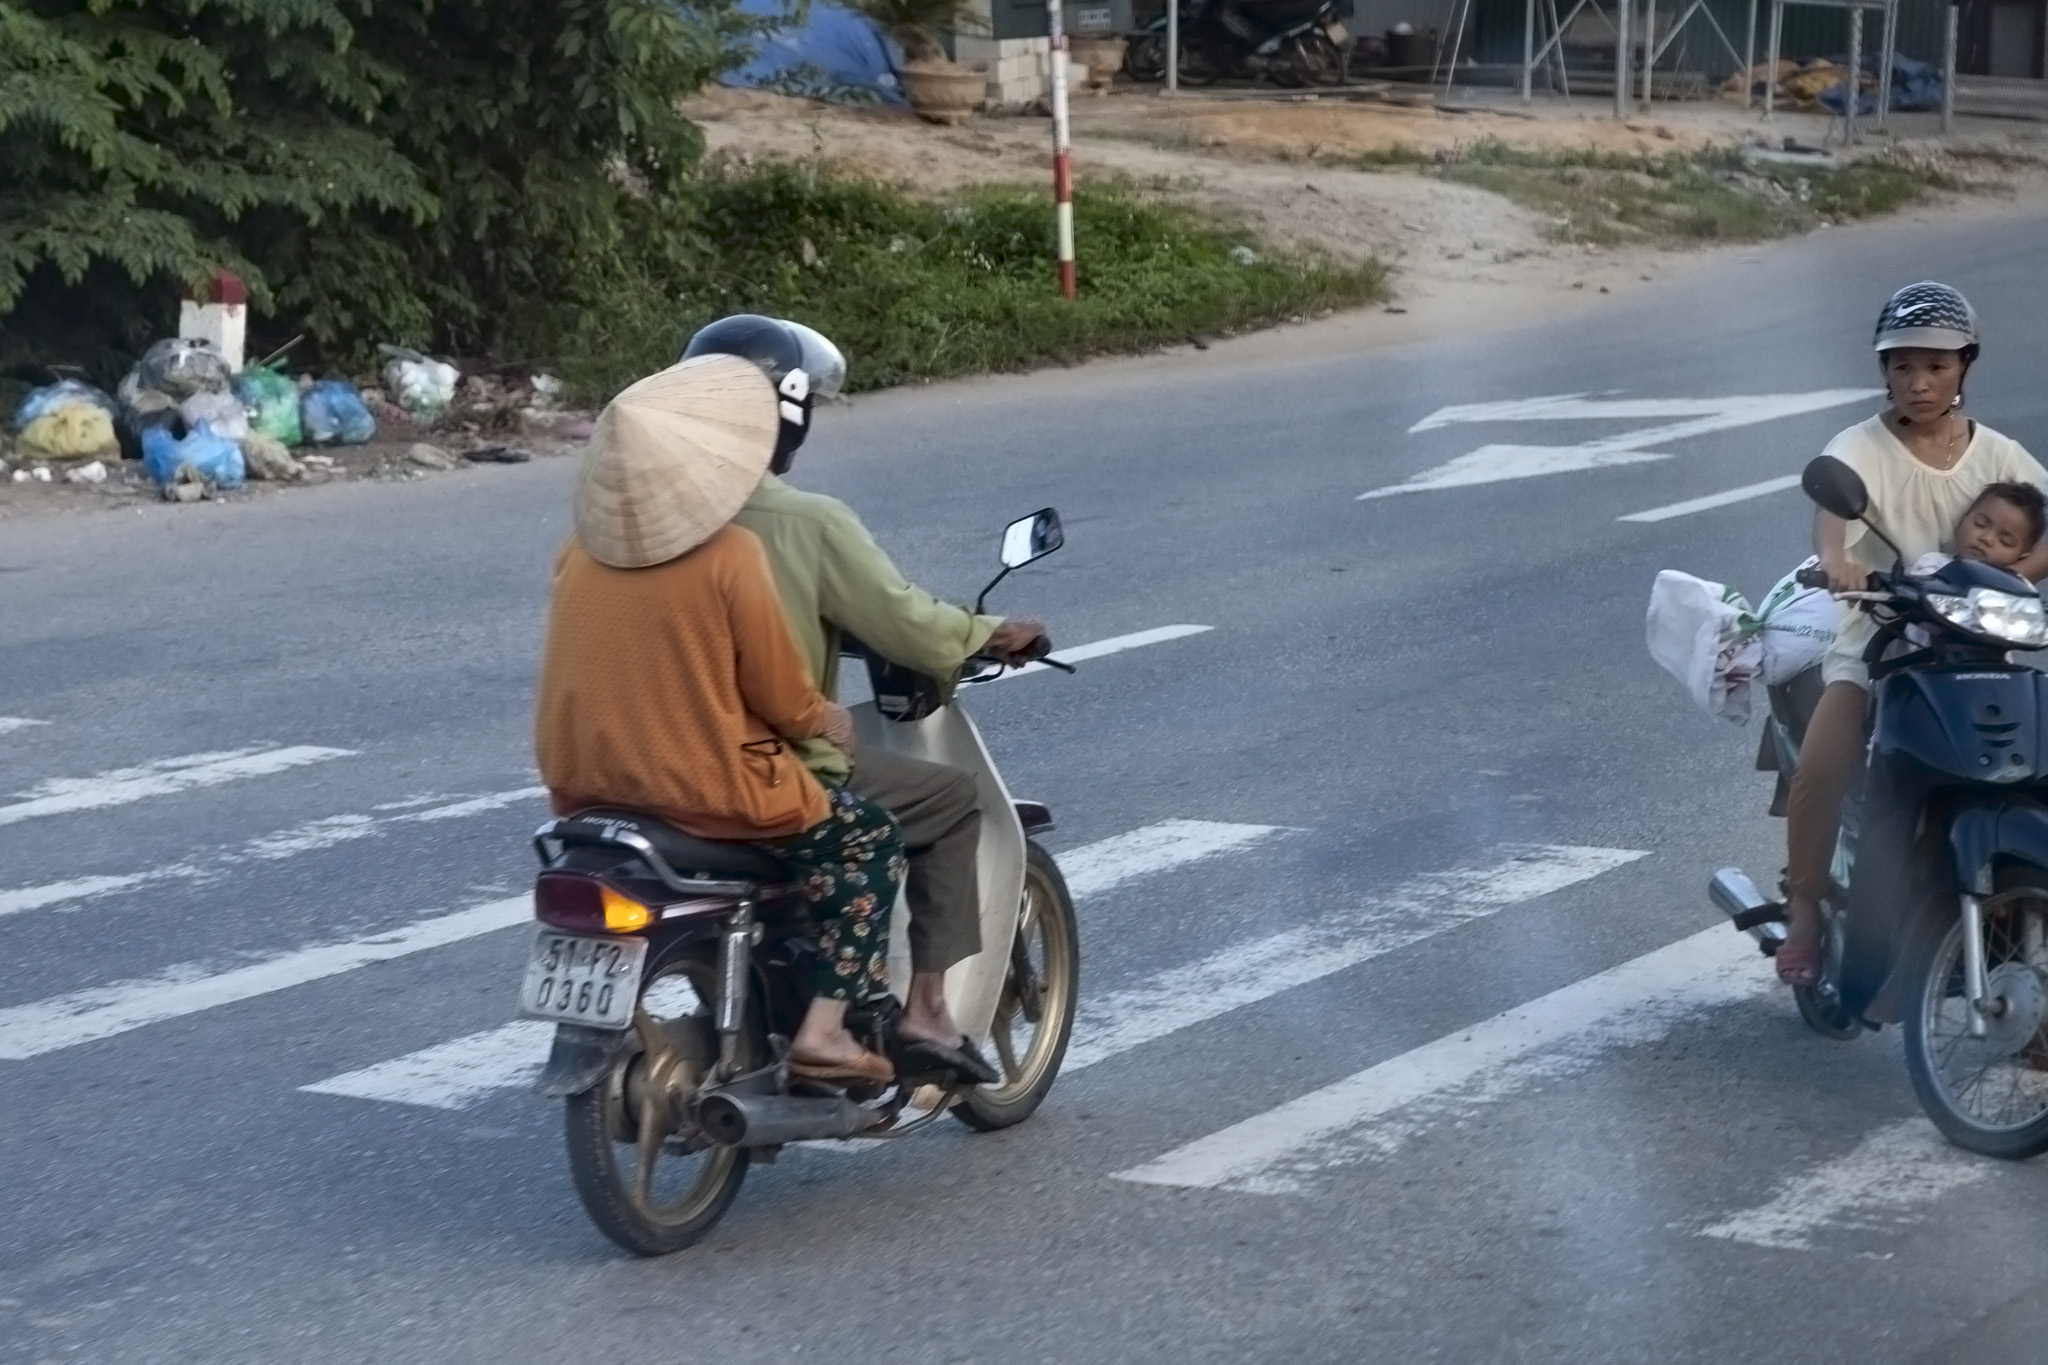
[5,200,2048,1364]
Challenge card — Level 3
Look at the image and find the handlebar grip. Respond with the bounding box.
[1794,567,1831,590]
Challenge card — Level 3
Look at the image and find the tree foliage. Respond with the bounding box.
[0,0,753,385]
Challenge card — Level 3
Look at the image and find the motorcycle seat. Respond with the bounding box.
[564,808,791,881]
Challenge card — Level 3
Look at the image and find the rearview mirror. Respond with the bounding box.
[1000,508,1063,569]
[1802,456,1868,522]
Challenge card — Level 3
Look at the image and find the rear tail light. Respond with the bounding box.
[535,872,654,933]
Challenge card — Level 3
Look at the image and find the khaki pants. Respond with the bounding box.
[848,747,983,972]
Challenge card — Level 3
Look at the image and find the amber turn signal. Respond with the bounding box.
[535,872,654,933]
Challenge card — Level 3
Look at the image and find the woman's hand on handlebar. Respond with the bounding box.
[1817,555,1866,593]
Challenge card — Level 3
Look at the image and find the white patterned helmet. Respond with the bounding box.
[1874,281,1979,356]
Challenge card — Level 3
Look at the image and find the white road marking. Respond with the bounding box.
[0,718,48,736]
[0,786,547,918]
[0,895,532,1059]
[1114,925,1768,1193]
[1617,475,1803,523]
[1361,390,1876,500]
[1060,819,1284,899]
[1696,1119,1999,1250]
[0,746,354,828]
[1002,624,1212,679]
[299,841,1640,1112]
[301,1021,556,1110]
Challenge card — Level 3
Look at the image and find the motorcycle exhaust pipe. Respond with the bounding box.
[1709,867,1789,948]
[696,1092,882,1147]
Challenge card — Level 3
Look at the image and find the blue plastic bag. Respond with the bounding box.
[12,379,118,431]
[142,421,246,490]
[300,379,375,446]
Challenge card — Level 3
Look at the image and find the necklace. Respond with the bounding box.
[1899,409,1965,470]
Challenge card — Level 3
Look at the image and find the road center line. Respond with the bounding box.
[0,746,354,828]
[0,718,49,736]
[1617,475,1803,523]
[1696,1119,2000,1250]
[1114,925,1767,1194]
[299,841,1642,1113]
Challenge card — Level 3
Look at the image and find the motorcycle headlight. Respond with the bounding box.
[1926,588,2048,647]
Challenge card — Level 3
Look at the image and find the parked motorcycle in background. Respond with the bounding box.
[1125,0,1350,86]
[519,511,1082,1254]
[1713,456,2048,1160]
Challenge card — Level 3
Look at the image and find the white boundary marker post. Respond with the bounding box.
[1049,0,1077,299]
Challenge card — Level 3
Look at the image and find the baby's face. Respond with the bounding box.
[1958,497,2035,568]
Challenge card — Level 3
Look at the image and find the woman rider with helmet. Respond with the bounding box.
[1779,283,2048,986]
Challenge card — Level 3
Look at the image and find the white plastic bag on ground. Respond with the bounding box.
[1752,555,1837,685]
[1647,571,1762,722]
[378,345,459,416]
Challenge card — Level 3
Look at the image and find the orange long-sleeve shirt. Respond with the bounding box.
[535,525,833,840]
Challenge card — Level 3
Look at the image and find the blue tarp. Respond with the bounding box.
[1817,52,1944,115]
[723,0,908,104]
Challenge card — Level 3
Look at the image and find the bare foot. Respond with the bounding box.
[1777,902,1823,987]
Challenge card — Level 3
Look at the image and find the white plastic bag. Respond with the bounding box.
[378,345,459,416]
[1752,556,1837,685]
[179,389,249,443]
[1647,570,1761,722]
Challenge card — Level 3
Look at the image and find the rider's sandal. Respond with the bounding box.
[904,1036,1001,1086]
[1774,936,1822,988]
[789,1049,895,1084]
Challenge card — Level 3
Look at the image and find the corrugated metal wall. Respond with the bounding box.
[1465,0,1949,76]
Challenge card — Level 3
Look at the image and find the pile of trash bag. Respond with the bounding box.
[10,379,121,464]
[1646,558,1837,723]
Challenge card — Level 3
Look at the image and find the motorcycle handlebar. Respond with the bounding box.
[1795,567,1883,593]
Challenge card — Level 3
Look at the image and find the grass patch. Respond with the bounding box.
[555,163,1387,397]
[1410,139,1957,247]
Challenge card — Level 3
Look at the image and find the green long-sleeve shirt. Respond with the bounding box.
[733,474,1000,782]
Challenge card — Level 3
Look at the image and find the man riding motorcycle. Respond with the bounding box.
[683,314,1053,1085]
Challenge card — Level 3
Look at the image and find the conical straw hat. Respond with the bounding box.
[574,354,779,569]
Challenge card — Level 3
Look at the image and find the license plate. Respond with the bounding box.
[1324,20,1348,43]
[518,931,646,1029]
[1074,5,1113,31]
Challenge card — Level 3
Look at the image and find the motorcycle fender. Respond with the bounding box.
[534,1022,633,1098]
[1945,797,2048,895]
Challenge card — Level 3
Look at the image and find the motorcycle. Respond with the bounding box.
[1712,455,2048,1159]
[518,510,1082,1253]
[1124,0,1349,87]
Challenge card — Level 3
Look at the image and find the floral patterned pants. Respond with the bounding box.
[758,787,906,1002]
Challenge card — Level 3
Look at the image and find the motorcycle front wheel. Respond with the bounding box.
[1272,31,1344,87]
[563,952,751,1254]
[955,840,1080,1131]
[1902,891,2048,1160]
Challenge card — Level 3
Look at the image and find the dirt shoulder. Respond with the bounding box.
[686,84,2048,355]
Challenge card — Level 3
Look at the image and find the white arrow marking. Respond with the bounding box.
[1363,390,1878,501]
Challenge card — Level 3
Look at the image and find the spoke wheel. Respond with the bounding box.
[955,841,1079,1131]
[563,953,751,1254]
[1903,891,2048,1160]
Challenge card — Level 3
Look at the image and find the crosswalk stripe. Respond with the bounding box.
[1058,819,1283,899]
[0,895,531,1060]
[301,1021,556,1110]
[1000,624,1212,679]
[0,786,547,919]
[0,717,48,736]
[299,841,1641,1113]
[1696,1119,1999,1250]
[0,745,354,828]
[1114,925,1767,1194]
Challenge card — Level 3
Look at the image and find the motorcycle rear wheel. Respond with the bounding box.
[563,953,751,1254]
[1272,31,1344,87]
[1121,33,1226,85]
[955,840,1079,1131]
[1902,893,2048,1160]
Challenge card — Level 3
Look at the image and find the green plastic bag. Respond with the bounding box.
[231,363,302,446]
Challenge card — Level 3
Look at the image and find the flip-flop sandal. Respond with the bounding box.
[789,1050,894,1084]
[1775,936,1822,988]
[904,1036,1002,1086]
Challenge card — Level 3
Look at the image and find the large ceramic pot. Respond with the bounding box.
[1069,36,1127,89]
[900,60,986,124]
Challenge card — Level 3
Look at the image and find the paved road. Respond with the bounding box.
[5,202,2048,1364]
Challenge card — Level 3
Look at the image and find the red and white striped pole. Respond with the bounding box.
[1047,1,1077,299]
